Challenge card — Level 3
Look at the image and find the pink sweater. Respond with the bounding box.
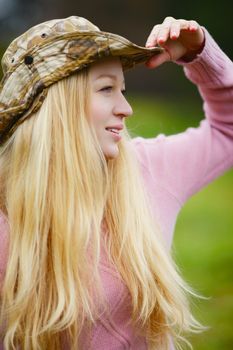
[0,29,233,349]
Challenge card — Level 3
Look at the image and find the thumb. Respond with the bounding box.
[145,50,171,69]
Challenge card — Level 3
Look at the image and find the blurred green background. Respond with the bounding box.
[126,94,233,350]
[1,0,233,348]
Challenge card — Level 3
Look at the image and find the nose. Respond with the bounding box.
[113,93,133,118]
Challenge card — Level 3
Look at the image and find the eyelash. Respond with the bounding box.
[101,86,113,92]
[100,86,126,95]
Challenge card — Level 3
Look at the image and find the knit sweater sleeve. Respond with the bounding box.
[131,28,233,207]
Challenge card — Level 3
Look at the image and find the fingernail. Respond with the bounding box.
[190,26,197,32]
[158,37,165,44]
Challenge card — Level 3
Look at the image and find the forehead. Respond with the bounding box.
[88,57,124,81]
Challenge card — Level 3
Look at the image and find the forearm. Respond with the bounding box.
[181,28,233,125]
[133,29,233,206]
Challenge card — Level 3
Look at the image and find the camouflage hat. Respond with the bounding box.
[0,16,163,145]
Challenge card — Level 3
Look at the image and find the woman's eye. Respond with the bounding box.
[100,86,113,92]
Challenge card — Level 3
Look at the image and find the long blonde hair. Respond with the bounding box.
[0,69,202,349]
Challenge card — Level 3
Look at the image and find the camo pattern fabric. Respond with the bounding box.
[0,16,163,145]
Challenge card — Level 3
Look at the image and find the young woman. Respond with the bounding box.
[0,15,232,350]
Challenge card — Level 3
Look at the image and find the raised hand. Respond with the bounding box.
[145,16,205,68]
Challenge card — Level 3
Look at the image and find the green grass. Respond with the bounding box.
[126,94,233,350]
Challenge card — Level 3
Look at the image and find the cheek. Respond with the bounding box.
[89,98,109,127]
[88,100,99,127]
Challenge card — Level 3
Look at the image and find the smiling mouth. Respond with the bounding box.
[105,128,120,135]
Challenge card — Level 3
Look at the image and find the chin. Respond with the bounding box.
[104,147,119,160]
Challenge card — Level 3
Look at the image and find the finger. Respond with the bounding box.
[146,16,175,47]
[170,19,196,39]
[177,19,200,34]
[163,16,175,24]
[177,19,190,31]
[146,25,161,47]
[157,16,175,44]
[157,25,171,45]
[170,21,180,40]
[145,50,171,69]
[188,20,199,32]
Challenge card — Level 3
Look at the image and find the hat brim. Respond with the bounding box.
[0,30,163,144]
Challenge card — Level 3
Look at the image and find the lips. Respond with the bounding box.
[105,124,123,134]
[105,124,123,141]
[106,127,120,134]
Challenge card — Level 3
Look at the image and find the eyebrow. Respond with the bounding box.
[95,74,125,85]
